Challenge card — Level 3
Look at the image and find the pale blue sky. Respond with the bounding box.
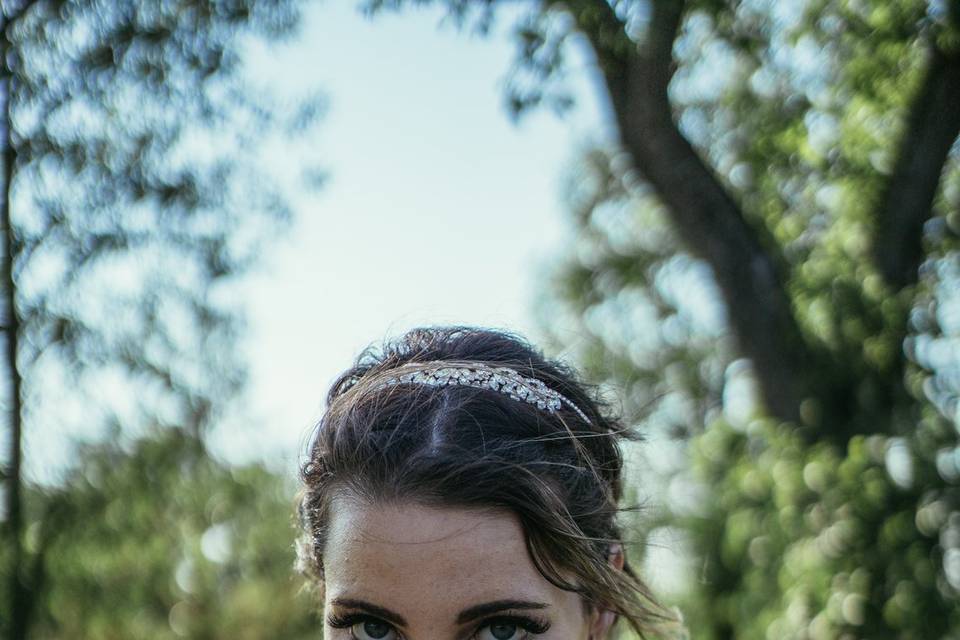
[207,2,614,470]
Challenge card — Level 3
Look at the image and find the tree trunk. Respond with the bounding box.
[569,0,814,427]
[1,5,27,637]
[873,44,960,289]
[567,0,960,437]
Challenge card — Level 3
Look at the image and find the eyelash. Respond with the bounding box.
[326,612,551,639]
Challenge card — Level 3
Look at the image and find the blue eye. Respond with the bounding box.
[351,619,397,640]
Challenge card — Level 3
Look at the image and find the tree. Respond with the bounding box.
[0,1,322,636]
[23,426,319,639]
[364,0,960,637]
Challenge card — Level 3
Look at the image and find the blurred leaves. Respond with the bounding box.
[513,0,960,638]
[24,426,319,639]
[7,0,323,440]
[0,0,323,636]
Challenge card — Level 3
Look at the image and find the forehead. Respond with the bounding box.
[322,497,585,626]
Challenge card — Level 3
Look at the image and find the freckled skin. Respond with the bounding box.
[321,497,613,640]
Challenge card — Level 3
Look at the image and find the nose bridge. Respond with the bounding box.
[399,623,460,640]
[414,603,475,640]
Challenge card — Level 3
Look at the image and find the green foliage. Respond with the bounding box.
[7,0,323,441]
[516,1,960,638]
[677,416,959,639]
[25,427,319,639]
[527,2,960,638]
[1,0,325,636]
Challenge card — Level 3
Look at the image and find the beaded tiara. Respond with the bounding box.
[339,360,593,426]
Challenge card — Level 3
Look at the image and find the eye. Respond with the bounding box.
[476,622,525,640]
[349,618,399,640]
[473,616,550,640]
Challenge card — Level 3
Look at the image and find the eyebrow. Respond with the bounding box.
[329,597,550,628]
[330,598,408,628]
[456,600,550,625]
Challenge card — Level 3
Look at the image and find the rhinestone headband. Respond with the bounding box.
[340,361,593,426]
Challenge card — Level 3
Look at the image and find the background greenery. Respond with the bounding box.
[2,0,959,639]
[0,0,322,636]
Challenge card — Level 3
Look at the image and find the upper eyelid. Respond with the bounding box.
[328,611,548,637]
[329,598,408,628]
[469,615,550,640]
[326,613,378,627]
[467,611,546,626]
[327,612,406,639]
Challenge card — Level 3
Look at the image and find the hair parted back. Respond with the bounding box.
[296,325,680,638]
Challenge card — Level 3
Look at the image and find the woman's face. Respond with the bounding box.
[320,496,616,640]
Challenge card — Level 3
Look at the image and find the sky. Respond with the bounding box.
[207,1,615,472]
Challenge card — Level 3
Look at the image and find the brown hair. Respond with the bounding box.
[296,325,675,637]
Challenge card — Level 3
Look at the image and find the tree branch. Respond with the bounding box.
[2,3,30,637]
[873,43,960,289]
[568,0,816,426]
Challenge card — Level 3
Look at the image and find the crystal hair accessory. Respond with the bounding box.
[340,361,593,426]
